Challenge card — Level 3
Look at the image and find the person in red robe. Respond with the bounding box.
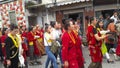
[116,35,120,56]
[87,17,108,68]
[1,28,10,67]
[36,25,45,55]
[72,22,85,68]
[27,26,36,65]
[62,20,79,68]
[21,26,28,67]
[27,26,41,65]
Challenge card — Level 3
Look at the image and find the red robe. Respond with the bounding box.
[27,32,35,46]
[116,35,120,56]
[27,31,41,56]
[87,25,102,63]
[72,31,84,68]
[36,30,45,55]
[21,32,28,60]
[62,31,79,68]
[0,35,7,64]
[1,35,7,57]
[40,29,44,40]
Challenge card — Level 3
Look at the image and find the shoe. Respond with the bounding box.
[36,61,42,65]
[50,65,53,68]
[107,59,114,63]
[29,62,34,66]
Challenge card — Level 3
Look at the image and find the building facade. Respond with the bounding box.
[26,0,93,35]
[0,0,27,28]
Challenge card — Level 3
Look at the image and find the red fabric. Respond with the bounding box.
[116,36,120,56]
[33,40,41,56]
[21,31,27,38]
[116,44,120,56]
[67,60,79,68]
[27,32,34,43]
[34,32,41,56]
[1,35,7,56]
[87,26,97,45]
[1,35,7,43]
[87,25,102,63]
[76,37,84,68]
[40,29,44,39]
[21,32,28,51]
[89,46,102,62]
[62,32,79,68]
[0,35,7,65]
[72,31,84,68]
[21,32,28,60]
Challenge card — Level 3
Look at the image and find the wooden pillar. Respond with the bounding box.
[56,11,63,24]
[84,7,94,33]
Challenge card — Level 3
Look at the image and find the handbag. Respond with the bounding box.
[45,37,59,54]
[50,41,59,54]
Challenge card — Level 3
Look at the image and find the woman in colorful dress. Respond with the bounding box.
[96,20,114,63]
[87,17,109,68]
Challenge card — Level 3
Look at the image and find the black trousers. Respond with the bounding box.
[9,56,19,68]
[105,43,114,52]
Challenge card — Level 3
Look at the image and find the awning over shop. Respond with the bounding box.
[94,4,120,11]
[46,0,90,8]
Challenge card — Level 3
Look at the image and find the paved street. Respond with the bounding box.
[0,47,120,68]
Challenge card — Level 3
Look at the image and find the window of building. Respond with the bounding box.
[9,11,17,24]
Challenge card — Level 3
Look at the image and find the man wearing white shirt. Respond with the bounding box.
[110,11,118,24]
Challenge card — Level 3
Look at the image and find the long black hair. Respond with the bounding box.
[64,19,71,30]
[45,24,50,32]
[50,21,56,28]
[96,20,104,29]
[90,17,96,24]
[2,28,7,35]
[28,26,34,32]
[10,23,18,31]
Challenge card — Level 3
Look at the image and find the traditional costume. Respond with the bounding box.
[1,35,7,67]
[36,30,45,55]
[62,31,79,68]
[27,31,35,62]
[116,35,120,56]
[72,31,84,68]
[21,31,28,61]
[87,25,102,68]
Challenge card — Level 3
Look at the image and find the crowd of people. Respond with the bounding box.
[87,11,120,68]
[0,10,120,68]
[0,24,45,68]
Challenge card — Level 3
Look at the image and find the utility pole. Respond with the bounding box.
[117,0,120,19]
